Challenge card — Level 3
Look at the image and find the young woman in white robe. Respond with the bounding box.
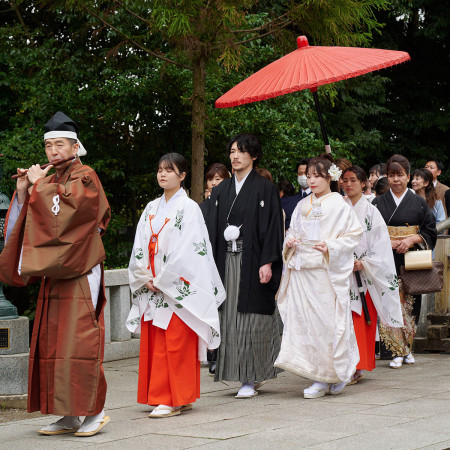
[342,166,403,384]
[126,153,225,418]
[274,156,363,399]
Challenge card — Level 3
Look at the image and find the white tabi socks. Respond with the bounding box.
[236,381,258,398]
[77,410,106,434]
[39,416,81,434]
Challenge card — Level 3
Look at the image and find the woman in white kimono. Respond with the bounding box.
[342,166,403,384]
[126,153,225,418]
[275,156,363,399]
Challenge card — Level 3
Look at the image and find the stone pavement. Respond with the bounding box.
[2,353,450,449]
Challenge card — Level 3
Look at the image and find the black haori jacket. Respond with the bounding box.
[206,169,284,315]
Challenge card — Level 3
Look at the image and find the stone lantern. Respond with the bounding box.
[0,163,29,408]
[0,190,19,320]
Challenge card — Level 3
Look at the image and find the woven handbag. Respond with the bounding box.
[400,262,444,295]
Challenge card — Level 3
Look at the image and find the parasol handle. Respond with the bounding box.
[311,89,332,154]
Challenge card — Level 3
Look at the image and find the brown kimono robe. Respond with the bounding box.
[0,160,111,416]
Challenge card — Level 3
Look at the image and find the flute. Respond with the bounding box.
[11,156,77,179]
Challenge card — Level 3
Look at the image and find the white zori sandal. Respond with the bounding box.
[148,404,192,418]
[404,353,415,364]
[303,382,328,399]
[74,411,111,437]
[38,416,81,435]
[390,356,403,369]
[329,381,347,395]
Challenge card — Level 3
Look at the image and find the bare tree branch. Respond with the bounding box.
[113,0,152,26]
[211,19,292,51]
[10,1,26,27]
[81,4,192,70]
[230,12,289,33]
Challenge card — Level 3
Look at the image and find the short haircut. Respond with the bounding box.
[342,165,368,187]
[227,133,262,166]
[369,163,387,176]
[296,158,311,171]
[387,154,410,176]
[426,158,443,171]
[277,179,296,196]
[255,167,273,182]
[374,177,390,196]
[205,163,230,181]
[335,158,352,173]
[158,153,188,187]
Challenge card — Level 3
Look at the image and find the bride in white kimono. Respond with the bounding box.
[126,153,225,418]
[275,156,363,399]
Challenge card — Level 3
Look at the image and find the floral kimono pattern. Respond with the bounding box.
[126,189,225,360]
[346,196,403,329]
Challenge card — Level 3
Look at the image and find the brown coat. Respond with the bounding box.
[435,180,449,218]
[0,160,111,415]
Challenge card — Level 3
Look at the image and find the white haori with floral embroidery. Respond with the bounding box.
[345,195,403,327]
[126,188,225,360]
[275,193,363,383]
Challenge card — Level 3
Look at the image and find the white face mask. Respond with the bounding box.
[298,175,308,189]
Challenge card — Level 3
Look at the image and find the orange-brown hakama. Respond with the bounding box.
[138,314,200,407]
[0,160,110,416]
[352,292,377,371]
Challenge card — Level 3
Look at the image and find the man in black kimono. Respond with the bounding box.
[206,133,284,398]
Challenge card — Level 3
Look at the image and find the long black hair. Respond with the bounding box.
[158,153,188,188]
[412,168,439,209]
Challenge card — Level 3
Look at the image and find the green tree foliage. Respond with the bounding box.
[323,0,450,179]
[0,0,390,269]
[23,0,389,202]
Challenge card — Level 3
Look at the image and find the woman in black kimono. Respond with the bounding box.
[372,155,437,369]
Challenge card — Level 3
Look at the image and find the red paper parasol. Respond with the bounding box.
[216,36,410,153]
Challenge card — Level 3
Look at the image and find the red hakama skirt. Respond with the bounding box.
[137,314,200,407]
[352,292,377,371]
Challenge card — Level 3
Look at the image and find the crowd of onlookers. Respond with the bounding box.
[203,156,449,232]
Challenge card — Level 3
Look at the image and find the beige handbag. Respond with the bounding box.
[404,249,433,270]
[401,241,443,295]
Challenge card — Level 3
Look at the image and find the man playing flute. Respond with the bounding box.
[0,111,111,437]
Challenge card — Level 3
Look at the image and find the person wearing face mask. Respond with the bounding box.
[279,159,311,231]
[297,158,312,199]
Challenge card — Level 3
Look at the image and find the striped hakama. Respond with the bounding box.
[215,241,281,383]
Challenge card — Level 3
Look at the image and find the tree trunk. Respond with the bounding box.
[190,53,206,203]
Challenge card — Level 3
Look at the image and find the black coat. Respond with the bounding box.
[372,189,437,273]
[206,169,284,315]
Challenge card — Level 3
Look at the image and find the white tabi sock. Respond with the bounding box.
[307,381,328,392]
[40,416,81,432]
[237,381,255,396]
[77,410,106,433]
